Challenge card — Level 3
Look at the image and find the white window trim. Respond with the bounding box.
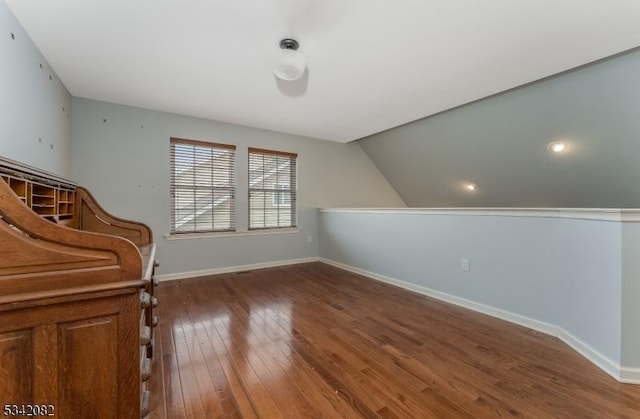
[164,227,300,240]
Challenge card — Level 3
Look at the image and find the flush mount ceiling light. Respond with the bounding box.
[274,38,306,81]
[548,141,567,153]
[465,183,478,191]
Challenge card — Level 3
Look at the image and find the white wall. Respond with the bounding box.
[0,0,71,176]
[319,209,640,381]
[71,97,405,276]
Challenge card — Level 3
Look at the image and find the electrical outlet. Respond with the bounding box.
[461,258,470,272]
[307,235,313,243]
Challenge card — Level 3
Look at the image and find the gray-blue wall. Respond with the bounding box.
[358,49,640,208]
[71,98,405,276]
[0,0,71,176]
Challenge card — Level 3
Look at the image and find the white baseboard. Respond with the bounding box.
[555,328,621,382]
[320,258,558,335]
[156,257,320,282]
[620,367,640,384]
[319,257,637,384]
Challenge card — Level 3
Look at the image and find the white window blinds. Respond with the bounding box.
[170,138,236,233]
[248,147,297,230]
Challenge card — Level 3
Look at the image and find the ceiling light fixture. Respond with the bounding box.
[548,141,567,153]
[274,38,306,81]
[466,183,477,191]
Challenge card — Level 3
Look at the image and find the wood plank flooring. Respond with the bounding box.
[148,262,640,418]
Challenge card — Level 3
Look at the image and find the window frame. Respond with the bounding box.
[169,137,236,235]
[248,147,298,231]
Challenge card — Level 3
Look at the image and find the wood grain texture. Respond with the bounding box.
[73,186,153,246]
[59,315,119,419]
[0,329,32,401]
[0,179,143,283]
[33,324,58,405]
[0,291,143,418]
[148,262,640,418]
[1,162,155,419]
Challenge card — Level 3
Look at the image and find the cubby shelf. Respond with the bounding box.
[1,174,75,222]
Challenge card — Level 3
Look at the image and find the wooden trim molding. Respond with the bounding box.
[248,147,298,158]
[170,137,237,150]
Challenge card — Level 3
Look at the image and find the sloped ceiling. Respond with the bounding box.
[359,50,640,208]
[5,0,640,143]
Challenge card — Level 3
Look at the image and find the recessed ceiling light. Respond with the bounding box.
[466,183,477,191]
[548,142,567,153]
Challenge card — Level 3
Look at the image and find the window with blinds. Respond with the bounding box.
[248,147,297,230]
[170,138,236,233]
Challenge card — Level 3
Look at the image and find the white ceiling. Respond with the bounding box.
[6,0,640,143]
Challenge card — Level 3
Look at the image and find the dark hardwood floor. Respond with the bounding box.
[148,262,640,418]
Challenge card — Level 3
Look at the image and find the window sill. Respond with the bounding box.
[164,228,300,241]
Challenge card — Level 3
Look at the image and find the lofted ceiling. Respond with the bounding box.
[359,49,640,208]
[5,0,640,143]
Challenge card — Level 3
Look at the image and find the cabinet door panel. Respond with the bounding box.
[59,316,118,419]
[0,329,33,401]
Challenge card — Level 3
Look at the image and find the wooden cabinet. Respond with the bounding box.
[0,290,141,418]
[0,157,157,419]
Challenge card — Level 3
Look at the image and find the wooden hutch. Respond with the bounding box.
[0,157,158,418]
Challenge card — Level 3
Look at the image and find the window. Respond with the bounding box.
[170,138,236,233]
[248,148,297,229]
[272,183,290,206]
